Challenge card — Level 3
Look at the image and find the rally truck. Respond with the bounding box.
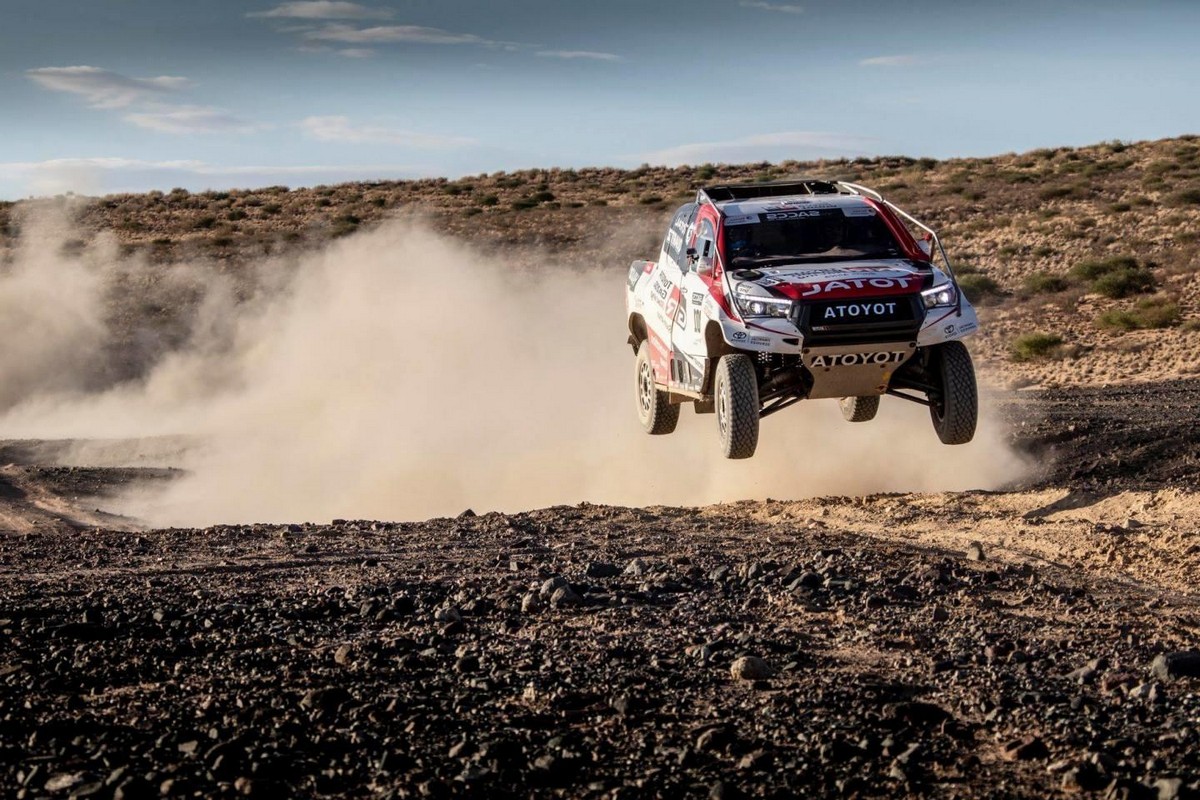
[625,180,978,459]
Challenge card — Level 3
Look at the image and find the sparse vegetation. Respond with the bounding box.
[1070,256,1157,298]
[1097,296,1182,331]
[1010,332,1064,362]
[1023,272,1070,294]
[956,273,1002,303]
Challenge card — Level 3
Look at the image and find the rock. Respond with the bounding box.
[44,773,85,793]
[520,592,540,613]
[333,644,352,666]
[1154,778,1184,800]
[965,542,986,561]
[1002,735,1049,761]
[1061,762,1107,793]
[1150,651,1200,681]
[539,577,569,598]
[931,605,950,622]
[434,606,462,624]
[730,656,775,681]
[550,586,582,607]
[624,558,650,577]
[585,562,621,579]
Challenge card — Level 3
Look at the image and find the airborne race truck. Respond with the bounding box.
[625,180,979,459]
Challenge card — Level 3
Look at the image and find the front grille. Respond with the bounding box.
[796,295,925,346]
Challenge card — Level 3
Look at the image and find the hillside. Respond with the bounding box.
[2,135,1199,388]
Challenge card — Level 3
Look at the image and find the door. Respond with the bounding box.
[670,213,718,393]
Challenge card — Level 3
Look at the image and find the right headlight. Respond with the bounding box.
[922,283,958,309]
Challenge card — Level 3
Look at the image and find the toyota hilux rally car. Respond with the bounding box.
[625,180,978,459]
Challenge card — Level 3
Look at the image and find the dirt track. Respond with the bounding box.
[2,381,1200,799]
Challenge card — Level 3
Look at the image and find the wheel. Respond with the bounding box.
[714,354,759,459]
[634,340,679,435]
[839,395,879,422]
[929,341,977,445]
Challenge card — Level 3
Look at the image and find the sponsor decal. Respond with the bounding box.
[764,210,829,221]
[749,336,771,346]
[691,292,705,305]
[801,277,914,297]
[943,323,956,336]
[724,214,760,226]
[958,321,978,335]
[731,331,748,341]
[823,301,898,320]
[841,205,877,217]
[665,228,684,253]
[808,351,908,368]
[651,272,672,306]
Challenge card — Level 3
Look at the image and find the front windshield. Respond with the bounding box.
[724,209,902,267]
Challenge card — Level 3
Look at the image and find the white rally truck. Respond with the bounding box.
[625,180,979,459]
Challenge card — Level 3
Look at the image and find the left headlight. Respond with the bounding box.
[922,283,958,309]
[734,295,793,318]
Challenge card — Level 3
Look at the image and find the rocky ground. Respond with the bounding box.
[2,382,1200,799]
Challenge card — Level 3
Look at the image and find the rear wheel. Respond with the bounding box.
[839,395,879,422]
[715,354,759,459]
[929,341,977,445]
[635,340,679,435]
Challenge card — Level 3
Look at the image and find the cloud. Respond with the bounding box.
[300,116,475,148]
[0,158,429,199]
[860,55,918,67]
[337,48,376,58]
[124,106,260,134]
[535,50,621,62]
[26,66,188,109]
[739,1,804,14]
[638,131,878,167]
[27,65,256,136]
[248,1,393,19]
[304,24,489,45]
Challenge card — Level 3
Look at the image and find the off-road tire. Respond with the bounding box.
[840,396,880,422]
[635,340,679,435]
[715,354,759,459]
[929,341,977,445]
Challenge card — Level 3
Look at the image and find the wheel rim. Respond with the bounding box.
[638,359,654,416]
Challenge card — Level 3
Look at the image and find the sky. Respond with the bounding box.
[1,0,1198,199]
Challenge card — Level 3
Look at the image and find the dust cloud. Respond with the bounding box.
[0,210,1029,526]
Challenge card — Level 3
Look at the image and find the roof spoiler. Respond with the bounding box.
[698,179,840,204]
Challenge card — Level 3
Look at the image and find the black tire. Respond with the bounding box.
[839,395,879,422]
[714,354,759,459]
[634,340,679,435]
[929,341,977,445]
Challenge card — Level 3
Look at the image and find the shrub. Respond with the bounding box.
[956,273,1002,303]
[1010,332,1064,362]
[1096,297,1182,331]
[640,195,664,205]
[531,190,556,203]
[511,198,537,210]
[1024,272,1070,294]
[478,194,499,206]
[1070,256,1156,298]
[1169,188,1200,206]
[193,215,217,230]
[1092,268,1155,298]
[1038,186,1073,200]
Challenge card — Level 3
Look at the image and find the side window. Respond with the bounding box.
[694,219,717,272]
[662,204,697,267]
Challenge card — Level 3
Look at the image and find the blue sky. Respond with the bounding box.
[1,0,1198,198]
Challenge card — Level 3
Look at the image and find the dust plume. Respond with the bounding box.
[0,211,1029,525]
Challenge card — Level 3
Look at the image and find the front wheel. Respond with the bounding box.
[929,341,977,445]
[714,354,759,459]
[839,395,879,422]
[634,340,679,435]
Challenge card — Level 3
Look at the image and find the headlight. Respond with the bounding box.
[922,283,957,309]
[734,295,793,318]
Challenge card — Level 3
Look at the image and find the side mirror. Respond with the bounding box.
[917,235,934,260]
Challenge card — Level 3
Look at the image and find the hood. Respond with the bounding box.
[729,259,932,302]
